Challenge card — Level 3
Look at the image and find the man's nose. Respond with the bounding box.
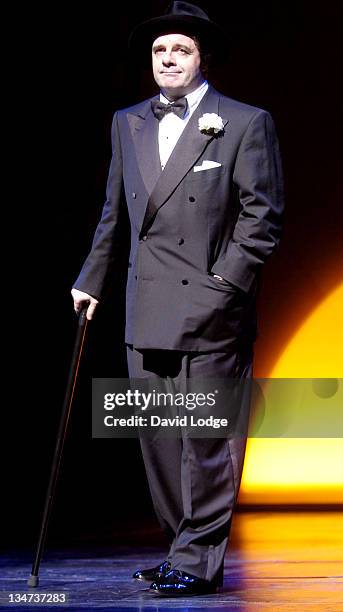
[162,51,176,65]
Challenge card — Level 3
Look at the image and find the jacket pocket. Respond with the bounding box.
[187,164,227,183]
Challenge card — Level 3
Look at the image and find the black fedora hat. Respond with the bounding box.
[128,1,225,54]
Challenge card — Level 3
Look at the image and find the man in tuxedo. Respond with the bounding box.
[72,1,284,597]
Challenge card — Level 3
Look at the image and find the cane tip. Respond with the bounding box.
[27,574,39,587]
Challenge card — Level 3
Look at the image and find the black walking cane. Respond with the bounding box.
[27,306,89,587]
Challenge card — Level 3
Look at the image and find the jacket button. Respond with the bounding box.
[141,235,148,241]
[132,192,137,198]
[189,196,196,202]
[181,279,189,285]
[178,238,184,245]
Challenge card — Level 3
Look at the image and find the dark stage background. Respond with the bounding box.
[6,1,342,548]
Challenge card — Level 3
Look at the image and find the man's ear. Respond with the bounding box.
[200,47,212,76]
[200,54,211,79]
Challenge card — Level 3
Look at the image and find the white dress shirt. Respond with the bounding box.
[158,80,209,170]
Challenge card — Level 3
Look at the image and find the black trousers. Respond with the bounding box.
[126,342,253,584]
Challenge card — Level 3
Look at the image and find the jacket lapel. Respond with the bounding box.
[127,97,161,196]
[139,85,228,236]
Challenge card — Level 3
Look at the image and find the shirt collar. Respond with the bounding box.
[160,80,209,113]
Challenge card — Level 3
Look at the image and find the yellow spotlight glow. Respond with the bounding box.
[240,282,343,505]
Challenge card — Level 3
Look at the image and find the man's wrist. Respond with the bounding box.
[211,273,241,292]
[212,273,231,285]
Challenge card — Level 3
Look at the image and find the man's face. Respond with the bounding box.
[152,33,204,100]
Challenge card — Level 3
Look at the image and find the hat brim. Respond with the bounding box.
[128,14,226,54]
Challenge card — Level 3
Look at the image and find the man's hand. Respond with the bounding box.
[71,288,99,320]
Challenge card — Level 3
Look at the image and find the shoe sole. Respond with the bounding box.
[150,587,218,597]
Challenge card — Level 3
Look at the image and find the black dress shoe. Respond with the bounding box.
[150,568,218,596]
[132,560,171,583]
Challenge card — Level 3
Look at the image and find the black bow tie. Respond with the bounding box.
[151,97,188,121]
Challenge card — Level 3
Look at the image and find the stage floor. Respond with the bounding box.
[1,511,343,611]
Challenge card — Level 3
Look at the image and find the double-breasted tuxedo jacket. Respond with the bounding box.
[74,84,284,352]
[74,84,284,582]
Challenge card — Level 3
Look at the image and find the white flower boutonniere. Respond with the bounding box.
[198,113,224,136]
